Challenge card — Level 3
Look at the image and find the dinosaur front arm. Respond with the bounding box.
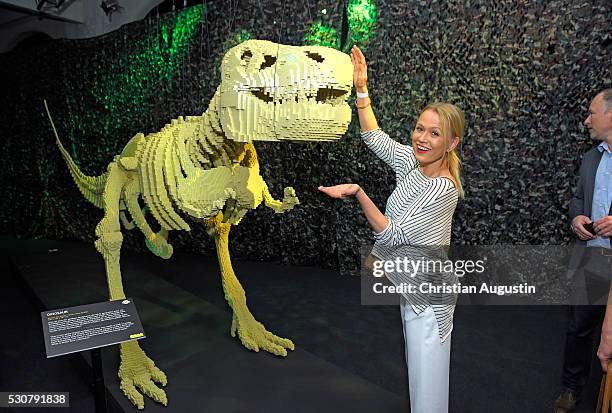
[262,184,299,213]
[240,142,300,213]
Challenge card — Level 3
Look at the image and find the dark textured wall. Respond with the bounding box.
[0,1,610,275]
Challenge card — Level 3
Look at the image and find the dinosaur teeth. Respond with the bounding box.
[251,88,273,103]
[247,83,348,106]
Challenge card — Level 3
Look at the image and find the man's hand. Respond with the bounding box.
[594,216,612,237]
[599,289,612,372]
[572,215,596,240]
[598,333,612,372]
[318,184,362,200]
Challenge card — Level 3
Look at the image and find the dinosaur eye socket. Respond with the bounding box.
[240,49,253,64]
[260,55,277,70]
[305,51,324,63]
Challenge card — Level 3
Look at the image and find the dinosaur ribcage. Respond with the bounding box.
[135,115,243,232]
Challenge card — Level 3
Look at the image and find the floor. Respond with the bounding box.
[0,236,605,412]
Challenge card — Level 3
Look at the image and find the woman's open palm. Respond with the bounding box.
[318,184,361,200]
[350,45,368,92]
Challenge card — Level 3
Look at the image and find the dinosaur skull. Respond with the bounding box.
[218,39,353,142]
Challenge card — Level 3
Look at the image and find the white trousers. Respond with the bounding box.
[400,301,451,413]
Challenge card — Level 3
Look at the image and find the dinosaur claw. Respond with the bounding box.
[231,304,294,357]
[118,342,168,409]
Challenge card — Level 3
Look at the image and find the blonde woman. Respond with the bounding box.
[318,45,465,413]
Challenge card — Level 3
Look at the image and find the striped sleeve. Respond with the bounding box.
[361,128,417,178]
[374,178,457,246]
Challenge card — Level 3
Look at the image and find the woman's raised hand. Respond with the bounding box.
[350,45,368,93]
[318,184,362,200]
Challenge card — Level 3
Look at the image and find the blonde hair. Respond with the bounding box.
[421,102,466,198]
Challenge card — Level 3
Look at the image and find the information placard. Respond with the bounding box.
[41,298,145,358]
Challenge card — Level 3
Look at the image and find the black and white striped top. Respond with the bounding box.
[362,128,459,342]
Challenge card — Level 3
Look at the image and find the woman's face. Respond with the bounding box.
[411,109,449,165]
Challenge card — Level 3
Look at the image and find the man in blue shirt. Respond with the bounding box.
[555,89,612,413]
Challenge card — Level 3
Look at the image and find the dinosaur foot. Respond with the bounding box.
[230,304,295,356]
[118,341,168,410]
[145,233,173,259]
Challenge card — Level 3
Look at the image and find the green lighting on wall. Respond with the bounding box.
[346,0,378,50]
[91,5,204,133]
[304,21,339,49]
[303,0,377,51]
[223,29,253,53]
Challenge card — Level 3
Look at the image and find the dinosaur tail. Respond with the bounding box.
[44,100,108,209]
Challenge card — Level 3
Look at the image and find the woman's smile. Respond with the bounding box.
[415,144,431,154]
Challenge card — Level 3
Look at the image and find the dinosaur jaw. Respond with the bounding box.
[272,87,352,141]
[219,78,353,142]
[222,91,352,142]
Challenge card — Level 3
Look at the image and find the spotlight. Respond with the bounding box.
[100,0,123,17]
[36,0,66,11]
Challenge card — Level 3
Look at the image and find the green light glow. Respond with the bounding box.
[303,21,339,49]
[91,5,204,133]
[223,29,253,53]
[346,0,378,51]
[303,0,377,51]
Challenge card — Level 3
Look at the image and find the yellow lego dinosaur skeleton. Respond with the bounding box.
[44,39,353,409]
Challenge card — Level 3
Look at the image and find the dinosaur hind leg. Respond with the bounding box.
[123,179,173,259]
[205,212,295,356]
[95,163,129,300]
[96,162,167,410]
